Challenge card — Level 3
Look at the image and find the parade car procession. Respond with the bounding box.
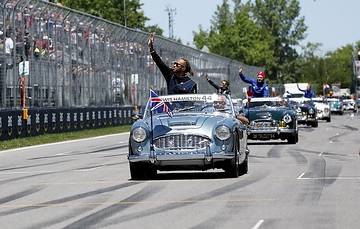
[128,87,348,179]
[128,92,249,179]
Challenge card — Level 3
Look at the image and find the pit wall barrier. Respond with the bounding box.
[0,106,134,141]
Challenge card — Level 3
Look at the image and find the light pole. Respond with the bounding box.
[165,6,176,39]
[124,0,127,27]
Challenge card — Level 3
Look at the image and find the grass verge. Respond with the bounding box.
[0,125,131,151]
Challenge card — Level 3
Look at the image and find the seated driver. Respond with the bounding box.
[278,98,286,106]
[213,95,227,110]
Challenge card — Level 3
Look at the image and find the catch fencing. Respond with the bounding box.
[0,0,265,110]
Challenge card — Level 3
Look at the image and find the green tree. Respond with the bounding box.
[297,42,325,94]
[193,0,273,67]
[251,0,307,83]
[142,25,163,37]
[324,44,355,89]
[61,0,149,31]
[298,42,356,95]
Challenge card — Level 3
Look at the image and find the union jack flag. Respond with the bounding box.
[150,89,173,117]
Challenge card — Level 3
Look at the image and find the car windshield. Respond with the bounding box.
[243,98,287,108]
[288,98,314,106]
[313,98,330,105]
[142,94,233,118]
[327,98,341,103]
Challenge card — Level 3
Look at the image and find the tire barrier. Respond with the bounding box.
[0,106,134,141]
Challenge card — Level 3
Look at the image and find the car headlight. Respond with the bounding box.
[308,108,314,114]
[132,127,147,142]
[283,114,292,123]
[215,125,231,141]
[249,121,256,127]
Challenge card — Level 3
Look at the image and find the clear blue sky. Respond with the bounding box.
[141,0,360,53]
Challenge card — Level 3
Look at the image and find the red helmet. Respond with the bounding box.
[257,71,265,78]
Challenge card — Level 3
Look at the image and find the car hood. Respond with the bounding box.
[161,114,227,128]
[147,113,230,138]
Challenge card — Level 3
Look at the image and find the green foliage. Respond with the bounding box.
[61,0,150,31]
[193,0,274,68]
[143,25,164,37]
[251,0,307,82]
[324,45,354,88]
[298,42,356,95]
[193,0,307,81]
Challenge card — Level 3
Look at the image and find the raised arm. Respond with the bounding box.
[297,83,306,93]
[148,33,172,82]
[205,73,220,90]
[238,66,253,84]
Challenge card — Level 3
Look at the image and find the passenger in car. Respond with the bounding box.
[205,73,231,95]
[148,33,197,95]
[297,83,314,99]
[238,66,269,97]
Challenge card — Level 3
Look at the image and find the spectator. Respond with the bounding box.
[297,83,314,99]
[5,30,14,68]
[112,77,125,105]
[205,73,231,95]
[148,33,197,94]
[239,66,268,97]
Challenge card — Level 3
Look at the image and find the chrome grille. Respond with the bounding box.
[153,134,210,150]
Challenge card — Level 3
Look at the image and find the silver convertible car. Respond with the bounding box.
[128,92,249,179]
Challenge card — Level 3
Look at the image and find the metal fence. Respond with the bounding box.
[0,0,265,110]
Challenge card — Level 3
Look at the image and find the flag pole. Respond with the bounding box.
[149,98,155,163]
[150,110,154,151]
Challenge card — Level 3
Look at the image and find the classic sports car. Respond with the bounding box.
[128,92,249,179]
[288,98,318,127]
[312,97,331,122]
[327,97,344,115]
[241,97,299,144]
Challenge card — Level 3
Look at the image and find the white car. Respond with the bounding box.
[312,98,331,122]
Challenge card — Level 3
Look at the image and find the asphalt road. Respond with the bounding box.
[0,111,359,229]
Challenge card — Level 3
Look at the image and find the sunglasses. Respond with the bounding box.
[174,62,185,68]
[214,101,226,105]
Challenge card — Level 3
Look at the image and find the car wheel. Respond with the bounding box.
[312,121,318,127]
[326,116,331,122]
[129,162,156,180]
[287,134,297,144]
[224,133,239,178]
[129,162,145,180]
[238,156,248,175]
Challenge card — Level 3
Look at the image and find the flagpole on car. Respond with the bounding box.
[149,89,173,163]
[149,110,155,163]
[246,91,254,120]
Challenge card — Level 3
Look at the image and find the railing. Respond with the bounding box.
[0,0,264,110]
